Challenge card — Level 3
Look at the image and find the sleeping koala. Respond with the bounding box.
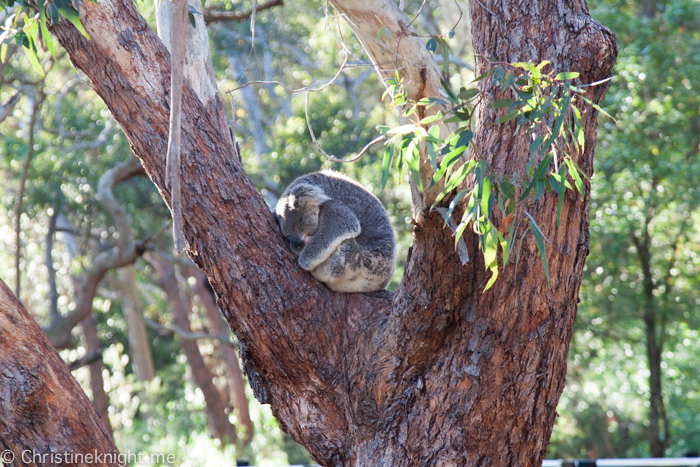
[275,170,396,293]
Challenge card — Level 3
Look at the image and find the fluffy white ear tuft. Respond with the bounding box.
[290,183,331,206]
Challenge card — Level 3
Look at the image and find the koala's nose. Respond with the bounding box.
[287,235,303,249]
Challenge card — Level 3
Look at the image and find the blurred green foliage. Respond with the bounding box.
[548,0,700,459]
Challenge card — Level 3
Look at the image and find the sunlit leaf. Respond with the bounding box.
[381,140,394,190]
[432,145,467,186]
[386,124,416,135]
[434,159,475,206]
[555,72,580,81]
[556,162,568,230]
[565,158,585,201]
[37,0,56,55]
[55,0,90,39]
[483,226,499,291]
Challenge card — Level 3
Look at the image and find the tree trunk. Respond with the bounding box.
[116,266,155,381]
[645,313,665,457]
[97,154,155,381]
[81,313,114,440]
[634,228,667,457]
[0,278,121,467]
[45,0,617,465]
[151,255,237,445]
[191,268,254,445]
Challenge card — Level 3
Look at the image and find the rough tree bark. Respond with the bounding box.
[0,279,122,467]
[40,0,617,465]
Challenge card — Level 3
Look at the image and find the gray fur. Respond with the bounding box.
[276,171,396,293]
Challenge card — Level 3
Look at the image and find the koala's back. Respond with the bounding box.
[287,171,394,247]
[284,170,396,292]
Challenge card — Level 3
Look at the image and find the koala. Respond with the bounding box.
[275,170,396,293]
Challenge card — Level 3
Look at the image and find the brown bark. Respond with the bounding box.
[151,255,237,445]
[191,269,254,445]
[45,0,617,465]
[0,278,121,466]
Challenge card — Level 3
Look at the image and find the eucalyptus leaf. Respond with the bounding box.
[498,109,519,124]
[555,71,580,81]
[55,0,90,39]
[525,212,550,284]
[458,88,479,100]
[556,162,568,229]
[519,152,552,202]
[37,0,56,55]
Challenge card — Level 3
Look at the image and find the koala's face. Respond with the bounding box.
[275,184,329,254]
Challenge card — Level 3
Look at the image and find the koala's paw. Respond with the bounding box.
[298,254,313,271]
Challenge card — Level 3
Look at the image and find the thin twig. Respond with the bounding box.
[228,42,385,164]
[474,0,497,18]
[303,88,386,163]
[203,0,283,24]
[393,0,427,72]
[227,50,350,95]
[145,318,237,347]
[68,349,104,371]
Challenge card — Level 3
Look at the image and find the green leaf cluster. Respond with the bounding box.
[379,60,603,290]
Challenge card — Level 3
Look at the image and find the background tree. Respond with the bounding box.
[548,0,700,459]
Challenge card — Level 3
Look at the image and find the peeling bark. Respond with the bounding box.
[43,0,617,465]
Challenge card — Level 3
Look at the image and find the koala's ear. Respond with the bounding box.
[290,183,331,206]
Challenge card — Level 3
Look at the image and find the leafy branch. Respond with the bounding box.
[0,0,89,75]
[379,59,611,291]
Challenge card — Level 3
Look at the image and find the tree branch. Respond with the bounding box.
[14,93,43,300]
[203,0,283,24]
[0,278,121,464]
[0,90,21,124]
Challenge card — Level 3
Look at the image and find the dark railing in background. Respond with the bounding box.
[543,459,700,467]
